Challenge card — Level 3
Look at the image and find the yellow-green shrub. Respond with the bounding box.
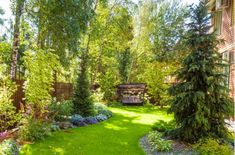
[0,59,21,132]
[193,138,233,155]
[23,48,60,118]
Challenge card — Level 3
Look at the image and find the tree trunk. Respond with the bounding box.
[10,0,24,80]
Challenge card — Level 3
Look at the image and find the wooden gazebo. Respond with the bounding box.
[117,83,146,105]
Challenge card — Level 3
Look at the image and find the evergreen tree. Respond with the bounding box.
[168,1,233,142]
[73,49,94,117]
[118,48,131,83]
[0,7,4,26]
[72,0,97,117]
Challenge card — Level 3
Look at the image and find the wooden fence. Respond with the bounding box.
[13,80,73,110]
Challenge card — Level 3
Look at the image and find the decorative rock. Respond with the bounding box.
[58,121,73,129]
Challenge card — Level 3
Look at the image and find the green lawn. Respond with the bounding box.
[20,106,172,155]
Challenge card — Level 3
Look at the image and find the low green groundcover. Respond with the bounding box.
[20,106,172,155]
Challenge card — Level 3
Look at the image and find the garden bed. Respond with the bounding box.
[139,135,192,155]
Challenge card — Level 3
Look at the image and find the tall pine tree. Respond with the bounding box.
[168,1,233,142]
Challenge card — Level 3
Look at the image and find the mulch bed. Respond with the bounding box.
[139,135,193,155]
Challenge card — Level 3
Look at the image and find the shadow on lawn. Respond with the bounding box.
[20,107,170,155]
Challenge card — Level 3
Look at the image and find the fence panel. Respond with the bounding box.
[12,80,73,110]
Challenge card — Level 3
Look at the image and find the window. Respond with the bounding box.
[222,0,229,7]
[232,0,235,26]
[216,0,229,9]
[222,51,230,88]
[229,51,234,64]
[216,0,222,10]
[215,11,222,34]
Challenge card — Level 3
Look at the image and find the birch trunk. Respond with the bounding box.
[10,0,24,80]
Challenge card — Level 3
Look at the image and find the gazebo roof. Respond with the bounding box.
[117,83,146,90]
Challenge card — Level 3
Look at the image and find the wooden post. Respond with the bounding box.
[53,71,57,101]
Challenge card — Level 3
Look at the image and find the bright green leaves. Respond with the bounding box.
[0,56,21,132]
[87,1,134,100]
[26,0,95,66]
[134,0,187,62]
[138,61,175,106]
[23,48,60,117]
[0,42,12,67]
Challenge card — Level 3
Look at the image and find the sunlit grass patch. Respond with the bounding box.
[20,106,172,155]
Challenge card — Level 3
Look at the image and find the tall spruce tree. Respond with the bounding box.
[72,0,98,117]
[168,1,233,142]
[73,49,94,116]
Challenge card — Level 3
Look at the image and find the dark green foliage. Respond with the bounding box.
[0,7,4,25]
[118,48,131,83]
[73,50,94,117]
[152,120,176,133]
[168,2,234,142]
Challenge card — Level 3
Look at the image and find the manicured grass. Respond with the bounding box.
[20,106,172,155]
